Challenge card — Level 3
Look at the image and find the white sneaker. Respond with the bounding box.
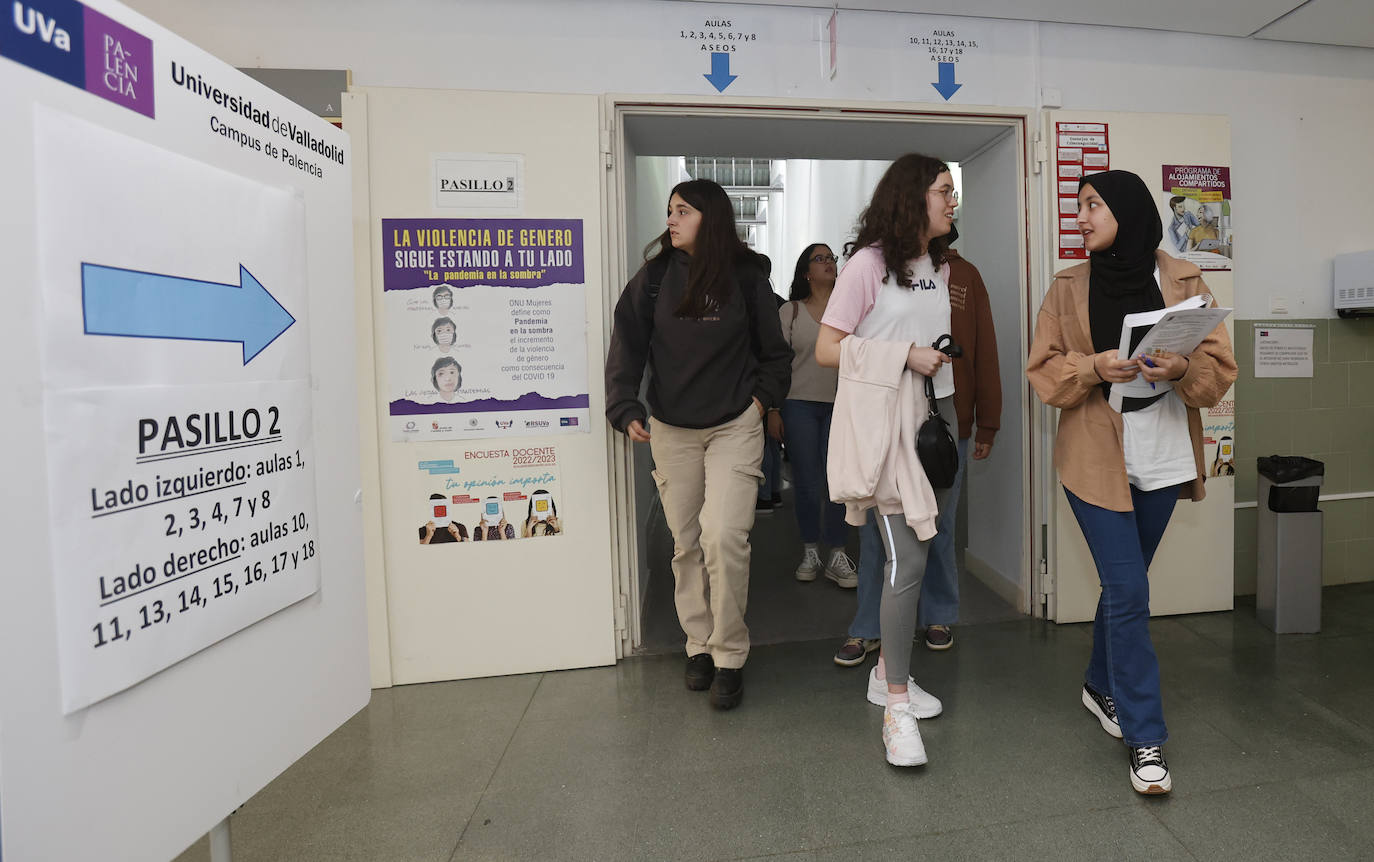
[1129,746,1172,795]
[882,702,928,766]
[794,545,822,582]
[824,549,858,588]
[866,665,942,718]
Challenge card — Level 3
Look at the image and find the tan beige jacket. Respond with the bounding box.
[1026,251,1237,512]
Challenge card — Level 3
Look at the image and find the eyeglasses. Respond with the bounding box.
[810,253,838,263]
[929,187,960,205]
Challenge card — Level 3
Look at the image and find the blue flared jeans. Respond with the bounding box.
[1064,483,1181,747]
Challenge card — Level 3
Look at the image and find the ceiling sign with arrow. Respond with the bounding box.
[908,26,981,102]
[678,16,761,94]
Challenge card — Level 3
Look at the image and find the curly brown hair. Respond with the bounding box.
[844,154,951,288]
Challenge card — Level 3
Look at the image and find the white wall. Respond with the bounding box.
[125,0,1374,322]
[775,159,891,293]
[956,129,1027,598]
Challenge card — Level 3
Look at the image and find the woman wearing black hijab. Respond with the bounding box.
[1027,170,1236,795]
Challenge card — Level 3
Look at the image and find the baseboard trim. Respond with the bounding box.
[964,551,1027,613]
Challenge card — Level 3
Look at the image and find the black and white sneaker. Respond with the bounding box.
[1129,745,1172,795]
[1082,685,1123,739]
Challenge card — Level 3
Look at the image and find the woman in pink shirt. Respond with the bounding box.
[815,153,958,767]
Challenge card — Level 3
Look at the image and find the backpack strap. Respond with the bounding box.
[645,255,670,305]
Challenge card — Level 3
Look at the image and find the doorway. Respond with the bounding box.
[607,101,1035,654]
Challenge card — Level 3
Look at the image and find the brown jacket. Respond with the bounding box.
[1026,251,1237,512]
[946,250,1002,445]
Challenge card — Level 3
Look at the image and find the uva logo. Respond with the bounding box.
[495,419,514,429]
[98,33,140,99]
[12,2,71,51]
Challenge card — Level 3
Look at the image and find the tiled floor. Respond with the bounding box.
[175,584,1374,861]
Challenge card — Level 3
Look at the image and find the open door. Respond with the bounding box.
[1041,110,1236,623]
[348,88,619,683]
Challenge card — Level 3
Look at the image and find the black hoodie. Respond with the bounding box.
[604,250,792,431]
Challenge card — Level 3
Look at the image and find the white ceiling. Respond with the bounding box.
[692,0,1374,49]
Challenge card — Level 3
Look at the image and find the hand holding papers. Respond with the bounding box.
[1108,295,1232,412]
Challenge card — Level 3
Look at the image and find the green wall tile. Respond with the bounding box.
[1233,508,1258,595]
[1268,377,1313,409]
[1246,410,1294,459]
[1349,445,1374,492]
[1329,406,1374,452]
[1311,365,1350,409]
[1317,452,1350,494]
[1298,408,1336,455]
[1349,362,1374,406]
[1324,497,1367,542]
[1312,320,1330,365]
[1344,538,1374,582]
[1321,538,1346,586]
[1330,319,1373,363]
[1240,378,1276,410]
[1235,459,1256,502]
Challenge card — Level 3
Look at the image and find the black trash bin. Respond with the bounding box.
[1255,456,1324,634]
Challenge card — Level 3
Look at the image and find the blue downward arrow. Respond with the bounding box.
[704,51,738,93]
[81,263,295,365]
[931,62,962,100]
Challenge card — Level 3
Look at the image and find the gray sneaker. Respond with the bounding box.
[824,550,858,588]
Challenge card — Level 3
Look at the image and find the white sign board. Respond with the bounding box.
[432,152,523,212]
[1254,324,1315,378]
[36,109,322,712]
[1,0,367,859]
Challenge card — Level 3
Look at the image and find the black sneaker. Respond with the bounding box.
[1129,745,1172,795]
[709,667,744,710]
[754,499,774,514]
[1082,684,1123,738]
[685,653,714,691]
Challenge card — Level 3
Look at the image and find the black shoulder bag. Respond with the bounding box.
[916,334,962,490]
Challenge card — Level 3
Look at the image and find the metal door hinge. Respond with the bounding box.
[613,592,628,636]
[599,128,614,169]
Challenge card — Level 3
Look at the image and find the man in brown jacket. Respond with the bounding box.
[834,235,1002,666]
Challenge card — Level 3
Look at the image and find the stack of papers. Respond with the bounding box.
[1108,295,1232,412]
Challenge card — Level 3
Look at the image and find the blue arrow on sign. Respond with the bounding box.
[931,61,962,101]
[81,263,295,365]
[704,51,738,93]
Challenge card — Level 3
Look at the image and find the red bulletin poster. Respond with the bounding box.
[1055,122,1110,259]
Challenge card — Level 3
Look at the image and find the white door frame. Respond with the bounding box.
[599,96,1047,655]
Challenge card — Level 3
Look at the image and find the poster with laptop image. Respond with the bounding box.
[416,446,564,545]
[1160,165,1233,270]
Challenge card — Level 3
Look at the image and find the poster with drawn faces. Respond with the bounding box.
[382,218,592,441]
[415,446,564,546]
[1160,165,1233,271]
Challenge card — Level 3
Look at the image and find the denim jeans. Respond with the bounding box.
[779,399,848,546]
[1064,483,1181,747]
[758,436,782,502]
[849,437,969,639]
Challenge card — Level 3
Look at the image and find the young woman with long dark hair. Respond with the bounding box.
[605,179,791,710]
[768,243,855,586]
[815,154,957,766]
[1027,170,1235,794]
